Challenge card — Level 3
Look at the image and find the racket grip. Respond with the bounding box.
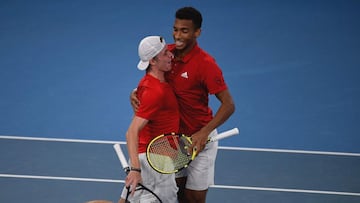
[210,127,239,142]
[113,144,130,171]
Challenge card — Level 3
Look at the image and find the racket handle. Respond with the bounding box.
[209,127,239,142]
[113,144,130,172]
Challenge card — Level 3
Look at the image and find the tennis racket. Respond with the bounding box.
[113,144,162,203]
[146,127,239,174]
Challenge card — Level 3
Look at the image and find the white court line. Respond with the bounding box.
[1,173,359,197]
[0,135,125,145]
[219,146,360,157]
[0,173,124,183]
[1,135,360,197]
[213,184,360,197]
[1,135,360,157]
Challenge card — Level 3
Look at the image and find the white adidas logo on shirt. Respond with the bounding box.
[181,72,188,78]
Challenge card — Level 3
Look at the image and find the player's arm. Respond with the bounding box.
[192,89,235,152]
[125,116,148,195]
[130,88,140,112]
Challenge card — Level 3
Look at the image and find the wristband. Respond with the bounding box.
[130,167,141,173]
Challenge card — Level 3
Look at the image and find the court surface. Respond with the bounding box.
[0,136,359,203]
[1,0,360,202]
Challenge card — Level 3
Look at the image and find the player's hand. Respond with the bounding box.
[130,88,140,112]
[190,130,209,155]
[125,171,142,196]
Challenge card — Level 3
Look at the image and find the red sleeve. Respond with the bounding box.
[202,57,228,95]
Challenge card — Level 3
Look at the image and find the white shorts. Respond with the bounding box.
[120,153,178,203]
[175,129,218,191]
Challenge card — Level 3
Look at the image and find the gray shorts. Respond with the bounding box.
[175,129,219,191]
[120,153,178,203]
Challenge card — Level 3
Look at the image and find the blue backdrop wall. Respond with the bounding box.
[1,0,359,153]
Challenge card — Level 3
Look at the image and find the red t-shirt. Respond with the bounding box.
[166,43,228,135]
[136,74,179,153]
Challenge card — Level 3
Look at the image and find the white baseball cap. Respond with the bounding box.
[137,36,166,70]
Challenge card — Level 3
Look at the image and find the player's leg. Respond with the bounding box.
[175,176,187,203]
[185,129,218,203]
[185,188,208,203]
[141,153,178,202]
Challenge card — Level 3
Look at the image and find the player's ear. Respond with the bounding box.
[195,28,201,38]
[149,57,157,66]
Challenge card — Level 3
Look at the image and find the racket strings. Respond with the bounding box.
[147,135,190,173]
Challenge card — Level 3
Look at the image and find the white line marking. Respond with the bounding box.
[211,184,360,196]
[1,136,359,197]
[0,173,124,183]
[218,146,360,157]
[0,135,126,145]
[1,135,359,157]
[1,173,359,197]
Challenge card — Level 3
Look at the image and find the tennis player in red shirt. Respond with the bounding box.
[119,36,179,203]
[131,7,235,203]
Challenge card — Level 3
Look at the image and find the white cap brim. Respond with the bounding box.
[137,60,149,70]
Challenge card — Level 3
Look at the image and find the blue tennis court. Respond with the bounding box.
[1,137,359,202]
[1,0,360,202]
